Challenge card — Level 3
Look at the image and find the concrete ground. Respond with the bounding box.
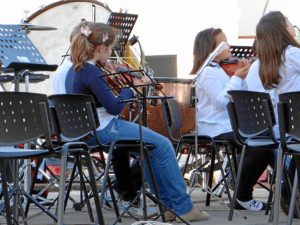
[0,185,298,225]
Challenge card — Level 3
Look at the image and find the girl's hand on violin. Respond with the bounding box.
[233,64,251,79]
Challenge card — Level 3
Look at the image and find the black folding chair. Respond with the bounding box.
[162,98,233,206]
[49,94,190,224]
[48,94,106,225]
[226,90,279,221]
[0,92,57,225]
[273,91,300,225]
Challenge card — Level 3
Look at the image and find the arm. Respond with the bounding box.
[88,70,134,115]
[198,67,244,108]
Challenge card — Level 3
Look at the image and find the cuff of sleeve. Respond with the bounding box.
[130,88,137,96]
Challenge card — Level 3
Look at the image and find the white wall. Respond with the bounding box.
[238,0,300,38]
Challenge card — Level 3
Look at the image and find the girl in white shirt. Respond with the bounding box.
[191,27,274,211]
[246,11,300,216]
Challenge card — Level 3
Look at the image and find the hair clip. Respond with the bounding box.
[81,26,92,37]
[210,26,221,35]
[102,33,109,43]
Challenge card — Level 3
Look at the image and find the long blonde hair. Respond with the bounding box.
[71,21,115,71]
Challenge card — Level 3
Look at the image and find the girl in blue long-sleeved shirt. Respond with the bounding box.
[66,21,209,222]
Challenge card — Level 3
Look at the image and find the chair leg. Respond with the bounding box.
[63,162,77,211]
[216,148,232,203]
[1,160,13,225]
[230,147,239,183]
[175,139,184,156]
[57,147,69,225]
[228,145,246,221]
[206,143,216,206]
[287,171,298,225]
[182,147,192,176]
[84,152,105,225]
[24,157,43,216]
[224,144,237,184]
[265,165,276,215]
[75,155,95,222]
[270,144,283,225]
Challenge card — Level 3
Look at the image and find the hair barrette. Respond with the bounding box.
[81,26,92,37]
[102,33,109,43]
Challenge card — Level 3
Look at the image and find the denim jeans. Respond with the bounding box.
[90,117,193,215]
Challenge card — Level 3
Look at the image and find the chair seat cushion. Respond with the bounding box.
[287,143,300,153]
[0,147,49,158]
[246,138,277,147]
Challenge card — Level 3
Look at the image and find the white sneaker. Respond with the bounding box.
[236,199,267,211]
[119,199,158,219]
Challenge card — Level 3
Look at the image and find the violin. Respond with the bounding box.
[98,61,136,95]
[220,57,256,77]
[220,58,247,77]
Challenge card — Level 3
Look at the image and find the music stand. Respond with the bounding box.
[0,24,57,91]
[230,45,255,59]
[107,12,138,56]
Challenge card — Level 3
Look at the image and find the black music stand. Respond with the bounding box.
[230,45,255,59]
[107,12,138,56]
[0,24,57,91]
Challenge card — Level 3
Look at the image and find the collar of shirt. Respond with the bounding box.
[209,61,220,67]
[87,60,96,65]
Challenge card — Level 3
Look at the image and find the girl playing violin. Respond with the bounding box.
[66,20,209,222]
[53,21,153,218]
[191,27,274,211]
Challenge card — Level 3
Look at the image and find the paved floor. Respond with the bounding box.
[0,186,299,225]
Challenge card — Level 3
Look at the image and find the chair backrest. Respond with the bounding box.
[162,98,183,141]
[48,94,100,142]
[0,92,53,148]
[227,90,276,142]
[278,91,300,143]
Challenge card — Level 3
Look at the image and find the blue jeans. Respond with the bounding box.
[90,117,193,215]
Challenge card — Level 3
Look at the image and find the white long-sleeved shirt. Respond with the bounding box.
[196,62,246,137]
[246,45,300,137]
[52,57,73,94]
